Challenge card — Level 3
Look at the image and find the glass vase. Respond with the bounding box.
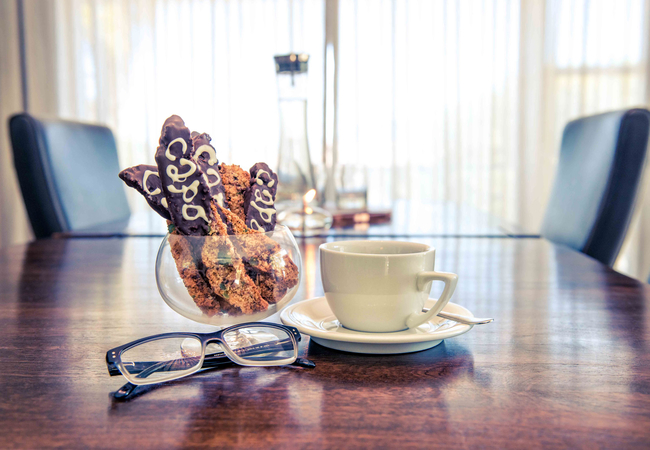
[274,53,316,208]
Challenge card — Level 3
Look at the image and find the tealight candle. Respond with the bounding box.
[302,189,316,236]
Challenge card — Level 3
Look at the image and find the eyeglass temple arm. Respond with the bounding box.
[113,358,315,400]
[107,352,232,376]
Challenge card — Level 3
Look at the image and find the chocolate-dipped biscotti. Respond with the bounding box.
[118,165,170,220]
[243,162,278,232]
[119,115,298,316]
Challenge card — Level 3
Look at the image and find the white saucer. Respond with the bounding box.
[280,297,474,354]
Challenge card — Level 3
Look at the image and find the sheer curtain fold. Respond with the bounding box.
[338,0,523,219]
[0,0,32,249]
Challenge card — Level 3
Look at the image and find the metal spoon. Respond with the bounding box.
[422,308,494,325]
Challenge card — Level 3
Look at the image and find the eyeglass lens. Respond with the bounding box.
[223,326,296,364]
[120,336,203,384]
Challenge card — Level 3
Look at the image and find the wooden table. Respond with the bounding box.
[55,200,537,238]
[1,237,649,448]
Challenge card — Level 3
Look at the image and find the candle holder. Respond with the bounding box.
[277,189,332,236]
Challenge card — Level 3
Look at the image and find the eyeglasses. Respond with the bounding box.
[106,322,314,386]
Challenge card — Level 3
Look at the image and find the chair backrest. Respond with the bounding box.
[9,113,130,238]
[541,108,650,267]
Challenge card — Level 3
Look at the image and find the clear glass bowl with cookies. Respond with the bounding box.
[155,224,301,325]
[119,114,301,326]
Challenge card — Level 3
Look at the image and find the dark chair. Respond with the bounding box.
[9,113,130,238]
[541,108,650,267]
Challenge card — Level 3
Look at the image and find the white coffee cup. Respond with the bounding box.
[320,240,458,333]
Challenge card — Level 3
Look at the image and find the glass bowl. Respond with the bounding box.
[155,224,302,326]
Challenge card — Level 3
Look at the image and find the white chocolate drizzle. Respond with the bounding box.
[195,145,218,165]
[247,168,276,229]
[251,201,276,223]
[166,158,196,183]
[215,192,225,207]
[255,169,275,188]
[167,179,200,203]
[205,168,222,187]
[165,137,190,161]
[164,137,210,224]
[142,170,162,196]
[182,204,209,222]
[253,188,274,206]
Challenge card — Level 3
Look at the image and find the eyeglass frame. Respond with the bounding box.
[106,322,303,386]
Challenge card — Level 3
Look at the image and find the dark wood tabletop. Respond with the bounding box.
[1,236,649,448]
[55,200,538,239]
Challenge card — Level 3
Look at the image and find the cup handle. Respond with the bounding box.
[406,271,459,329]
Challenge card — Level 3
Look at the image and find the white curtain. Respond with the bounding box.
[11,0,325,213]
[337,0,650,277]
[338,0,522,221]
[2,0,650,278]
[50,0,325,173]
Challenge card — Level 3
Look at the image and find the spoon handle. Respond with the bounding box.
[439,311,493,325]
[422,308,494,325]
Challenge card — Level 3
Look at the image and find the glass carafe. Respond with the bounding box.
[274,53,316,209]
